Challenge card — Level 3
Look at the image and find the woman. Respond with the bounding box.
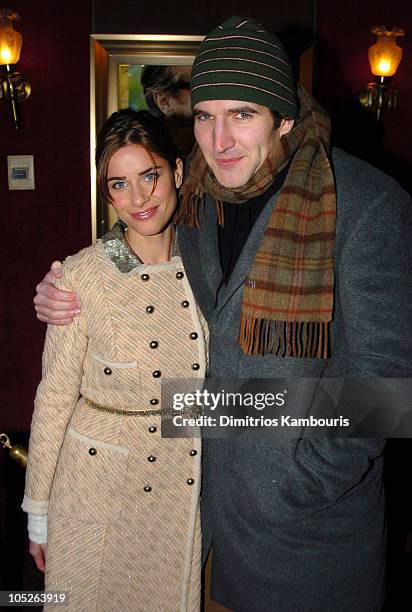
[23,109,207,611]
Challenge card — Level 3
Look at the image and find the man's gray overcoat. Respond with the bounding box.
[179,149,412,612]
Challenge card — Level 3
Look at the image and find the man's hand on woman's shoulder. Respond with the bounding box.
[34,261,81,325]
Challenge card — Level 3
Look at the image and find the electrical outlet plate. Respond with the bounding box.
[7,155,35,190]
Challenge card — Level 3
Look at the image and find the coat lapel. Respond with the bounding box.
[178,201,221,321]
[197,200,222,298]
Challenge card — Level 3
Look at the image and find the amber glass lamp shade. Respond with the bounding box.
[0,9,22,66]
[368,26,404,78]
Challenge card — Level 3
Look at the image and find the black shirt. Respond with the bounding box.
[217,165,289,285]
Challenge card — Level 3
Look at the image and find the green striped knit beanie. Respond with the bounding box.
[191,16,298,118]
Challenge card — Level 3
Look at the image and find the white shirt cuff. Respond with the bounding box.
[27,513,48,544]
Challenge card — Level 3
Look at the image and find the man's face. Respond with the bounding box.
[193,100,293,189]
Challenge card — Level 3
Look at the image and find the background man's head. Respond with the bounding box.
[141,65,192,120]
[190,16,298,188]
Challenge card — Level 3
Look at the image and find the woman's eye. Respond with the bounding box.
[143,172,159,183]
[111,181,127,190]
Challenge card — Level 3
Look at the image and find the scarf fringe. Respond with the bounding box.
[239,314,330,358]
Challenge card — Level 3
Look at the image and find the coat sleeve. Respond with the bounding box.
[336,177,412,377]
[22,259,88,514]
[291,176,412,504]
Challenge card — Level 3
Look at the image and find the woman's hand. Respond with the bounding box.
[29,541,47,573]
[33,261,81,325]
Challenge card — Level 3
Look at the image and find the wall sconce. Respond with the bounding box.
[0,8,31,130]
[359,25,405,121]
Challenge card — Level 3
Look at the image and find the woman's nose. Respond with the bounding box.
[131,184,150,208]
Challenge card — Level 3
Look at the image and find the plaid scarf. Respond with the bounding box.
[177,86,336,358]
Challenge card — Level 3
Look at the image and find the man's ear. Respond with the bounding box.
[279,118,294,137]
[153,92,174,117]
[174,158,184,189]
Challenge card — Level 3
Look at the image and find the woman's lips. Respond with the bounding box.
[131,205,159,220]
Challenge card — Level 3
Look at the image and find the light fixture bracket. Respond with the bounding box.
[0,69,30,101]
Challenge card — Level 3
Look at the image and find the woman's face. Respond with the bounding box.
[107,145,183,237]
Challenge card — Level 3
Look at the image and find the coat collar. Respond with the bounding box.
[101,221,180,274]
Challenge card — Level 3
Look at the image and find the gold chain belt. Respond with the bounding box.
[83,397,200,418]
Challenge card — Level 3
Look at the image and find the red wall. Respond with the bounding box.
[0,0,92,431]
[315,0,412,192]
[93,0,314,36]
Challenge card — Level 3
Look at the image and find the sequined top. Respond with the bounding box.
[101,220,181,273]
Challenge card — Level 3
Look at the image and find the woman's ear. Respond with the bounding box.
[174,158,184,189]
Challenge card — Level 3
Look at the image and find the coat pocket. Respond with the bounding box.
[87,353,141,408]
[49,428,129,523]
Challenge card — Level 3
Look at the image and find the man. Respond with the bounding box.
[34,16,411,611]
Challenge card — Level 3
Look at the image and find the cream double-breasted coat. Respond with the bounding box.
[23,223,207,611]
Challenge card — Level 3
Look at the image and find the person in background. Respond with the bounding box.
[141,65,192,120]
[33,16,412,612]
[24,109,206,611]
[141,64,194,155]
